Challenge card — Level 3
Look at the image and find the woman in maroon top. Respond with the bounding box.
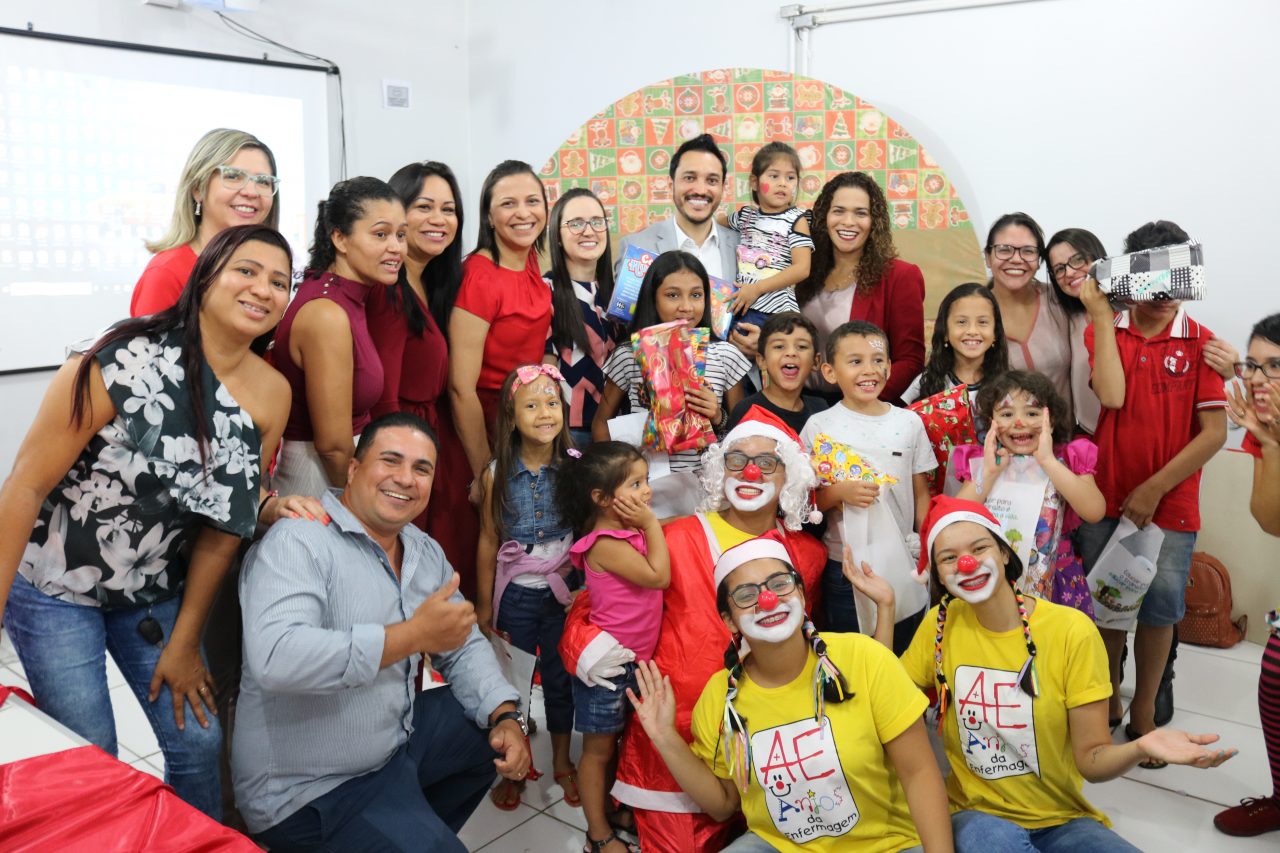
[367,160,480,597]
[797,171,926,404]
[270,177,406,497]
[449,160,552,505]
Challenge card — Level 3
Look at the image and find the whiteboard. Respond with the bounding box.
[0,30,332,372]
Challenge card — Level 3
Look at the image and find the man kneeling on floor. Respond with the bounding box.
[232,412,530,852]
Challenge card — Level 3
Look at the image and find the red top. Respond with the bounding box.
[453,251,552,391]
[130,245,197,316]
[1085,308,1227,531]
[1243,432,1265,459]
[848,258,927,403]
[272,271,385,441]
[366,284,448,418]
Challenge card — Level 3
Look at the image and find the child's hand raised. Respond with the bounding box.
[1080,276,1112,320]
[730,282,762,316]
[978,424,1011,493]
[684,381,720,420]
[613,493,658,529]
[1032,409,1056,465]
[840,479,880,509]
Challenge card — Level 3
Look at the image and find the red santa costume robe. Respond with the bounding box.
[560,512,825,853]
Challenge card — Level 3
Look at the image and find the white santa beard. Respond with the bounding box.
[943,556,1001,604]
[725,478,777,513]
[738,600,804,644]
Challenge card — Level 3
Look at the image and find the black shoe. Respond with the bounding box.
[1154,671,1175,726]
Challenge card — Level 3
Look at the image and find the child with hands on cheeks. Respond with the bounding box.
[889,498,1236,853]
[475,364,578,813]
[628,535,953,853]
[952,371,1105,614]
[556,441,671,853]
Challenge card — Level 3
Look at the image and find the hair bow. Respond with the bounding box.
[510,363,565,397]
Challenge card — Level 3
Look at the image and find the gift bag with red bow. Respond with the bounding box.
[631,320,715,453]
[908,384,976,497]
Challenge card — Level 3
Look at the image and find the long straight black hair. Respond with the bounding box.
[546,188,616,355]
[629,250,712,333]
[387,161,465,338]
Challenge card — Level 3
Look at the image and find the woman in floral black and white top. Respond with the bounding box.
[0,224,319,818]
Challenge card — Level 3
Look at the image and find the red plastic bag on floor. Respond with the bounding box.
[0,745,258,852]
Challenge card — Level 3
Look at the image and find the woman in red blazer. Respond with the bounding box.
[797,171,926,404]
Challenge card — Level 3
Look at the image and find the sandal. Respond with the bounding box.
[584,831,640,853]
[1124,723,1167,770]
[554,767,581,807]
[489,778,524,811]
[607,804,636,836]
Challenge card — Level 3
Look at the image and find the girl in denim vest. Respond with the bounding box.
[476,364,578,812]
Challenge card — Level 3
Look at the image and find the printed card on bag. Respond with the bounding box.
[752,717,859,843]
[952,664,1040,780]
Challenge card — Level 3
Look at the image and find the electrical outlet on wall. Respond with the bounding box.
[383,80,410,110]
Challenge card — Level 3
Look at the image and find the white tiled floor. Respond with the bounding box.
[1,627,1276,850]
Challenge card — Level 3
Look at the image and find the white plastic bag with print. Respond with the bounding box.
[1085,518,1164,630]
[970,455,1050,596]
[841,500,928,636]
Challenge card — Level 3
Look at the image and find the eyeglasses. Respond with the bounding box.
[989,244,1041,262]
[215,165,281,196]
[723,451,782,474]
[562,216,608,234]
[1050,252,1089,280]
[1234,360,1280,380]
[728,571,797,609]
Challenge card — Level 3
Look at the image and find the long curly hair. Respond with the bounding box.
[698,437,816,530]
[797,171,898,305]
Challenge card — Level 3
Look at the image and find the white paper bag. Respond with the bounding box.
[488,633,538,710]
[1085,518,1164,630]
[841,500,929,635]
[972,456,1050,593]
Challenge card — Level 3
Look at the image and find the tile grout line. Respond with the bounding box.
[473,807,544,852]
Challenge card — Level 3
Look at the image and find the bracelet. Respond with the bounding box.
[258,490,279,521]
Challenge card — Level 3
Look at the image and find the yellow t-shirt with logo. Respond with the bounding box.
[900,597,1112,828]
[691,632,927,852]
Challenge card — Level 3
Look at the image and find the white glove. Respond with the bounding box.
[585,642,637,691]
[906,531,922,565]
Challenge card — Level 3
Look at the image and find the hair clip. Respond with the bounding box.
[566,448,582,458]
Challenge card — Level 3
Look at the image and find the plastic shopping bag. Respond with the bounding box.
[841,500,929,636]
[970,455,1052,596]
[1086,518,1164,630]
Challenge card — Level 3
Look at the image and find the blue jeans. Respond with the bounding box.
[496,583,574,734]
[256,688,496,853]
[1077,517,1196,626]
[952,810,1139,852]
[3,572,222,818]
[822,559,925,656]
[573,662,636,734]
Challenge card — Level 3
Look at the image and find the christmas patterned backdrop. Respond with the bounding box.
[538,67,987,305]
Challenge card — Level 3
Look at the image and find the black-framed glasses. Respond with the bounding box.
[723,451,782,474]
[1234,360,1280,380]
[989,244,1040,262]
[215,165,281,196]
[1050,252,1089,280]
[728,571,797,609]
[562,216,608,234]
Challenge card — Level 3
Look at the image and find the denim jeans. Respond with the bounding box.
[256,689,496,853]
[822,558,925,656]
[496,582,574,733]
[952,810,1140,852]
[4,572,222,818]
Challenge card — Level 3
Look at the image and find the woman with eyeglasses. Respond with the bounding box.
[1044,228,1114,435]
[984,213,1073,411]
[542,189,622,448]
[131,129,280,317]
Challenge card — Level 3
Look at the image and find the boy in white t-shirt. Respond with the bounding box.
[800,320,935,653]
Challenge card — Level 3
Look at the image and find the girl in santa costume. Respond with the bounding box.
[896,496,1237,852]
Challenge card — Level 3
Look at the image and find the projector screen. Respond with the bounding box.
[0,30,332,372]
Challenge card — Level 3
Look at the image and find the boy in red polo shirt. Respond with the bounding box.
[1080,220,1228,759]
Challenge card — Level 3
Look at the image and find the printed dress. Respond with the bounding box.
[19,328,262,609]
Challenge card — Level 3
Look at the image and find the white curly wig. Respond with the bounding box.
[699,433,817,531]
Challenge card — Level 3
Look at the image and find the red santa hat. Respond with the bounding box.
[914,495,1010,583]
[713,530,793,591]
[720,405,821,524]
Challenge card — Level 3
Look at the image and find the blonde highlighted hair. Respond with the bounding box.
[146,128,279,253]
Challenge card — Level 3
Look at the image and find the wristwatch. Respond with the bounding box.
[491,709,528,737]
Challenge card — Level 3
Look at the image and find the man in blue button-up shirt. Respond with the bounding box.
[233,412,528,851]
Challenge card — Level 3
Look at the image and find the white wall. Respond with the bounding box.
[0,0,471,472]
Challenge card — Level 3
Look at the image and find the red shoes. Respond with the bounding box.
[1215,796,1280,837]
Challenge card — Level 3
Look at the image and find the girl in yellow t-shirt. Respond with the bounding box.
[898,496,1236,852]
[626,533,953,853]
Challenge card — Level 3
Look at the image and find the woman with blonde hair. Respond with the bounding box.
[130,128,280,316]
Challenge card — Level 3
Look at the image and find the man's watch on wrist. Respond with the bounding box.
[491,709,528,737]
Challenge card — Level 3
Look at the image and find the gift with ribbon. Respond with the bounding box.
[908,384,977,497]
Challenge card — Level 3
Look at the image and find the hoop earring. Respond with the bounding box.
[195,200,202,217]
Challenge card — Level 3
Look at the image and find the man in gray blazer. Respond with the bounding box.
[615,133,739,282]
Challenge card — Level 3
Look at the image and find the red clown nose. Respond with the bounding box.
[957,554,980,575]
[742,462,763,482]
[757,588,779,610]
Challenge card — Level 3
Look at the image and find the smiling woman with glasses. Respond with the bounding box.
[543,187,622,446]
[1043,227,1113,435]
[130,128,281,317]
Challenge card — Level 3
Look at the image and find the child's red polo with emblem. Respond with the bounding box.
[1085,306,1227,531]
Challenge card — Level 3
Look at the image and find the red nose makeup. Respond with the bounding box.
[742,463,763,482]
[957,554,980,575]
[757,589,779,611]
